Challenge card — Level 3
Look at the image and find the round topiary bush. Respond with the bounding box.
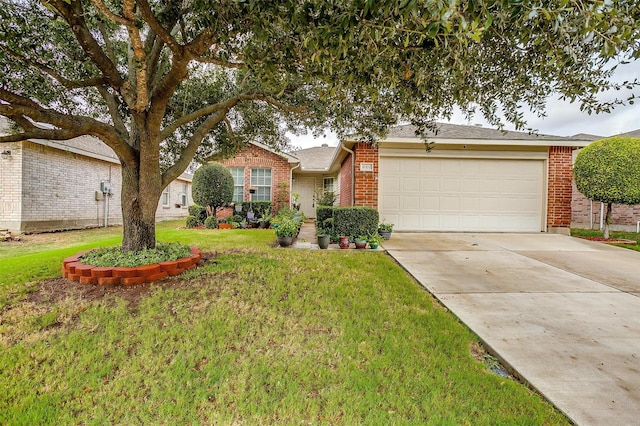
[204,216,218,229]
[185,215,200,228]
[192,162,234,218]
[574,136,640,237]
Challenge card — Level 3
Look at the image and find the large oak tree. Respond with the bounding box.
[1,0,638,251]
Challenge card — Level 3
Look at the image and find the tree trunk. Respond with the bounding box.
[603,202,612,239]
[120,118,163,252]
[121,165,160,252]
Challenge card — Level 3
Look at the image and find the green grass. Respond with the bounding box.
[571,228,640,252]
[0,223,568,424]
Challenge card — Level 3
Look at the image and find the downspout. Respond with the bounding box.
[340,143,355,206]
[290,162,300,208]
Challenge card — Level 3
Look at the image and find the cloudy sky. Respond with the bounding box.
[289,60,640,149]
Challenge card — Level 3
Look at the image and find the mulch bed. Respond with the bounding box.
[575,236,637,245]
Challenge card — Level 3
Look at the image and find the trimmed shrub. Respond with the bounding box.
[188,204,207,225]
[574,136,640,237]
[316,206,334,231]
[204,216,218,229]
[185,215,199,228]
[192,162,234,215]
[333,207,379,241]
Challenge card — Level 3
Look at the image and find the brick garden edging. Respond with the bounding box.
[61,247,202,286]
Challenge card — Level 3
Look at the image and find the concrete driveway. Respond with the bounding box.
[383,233,640,426]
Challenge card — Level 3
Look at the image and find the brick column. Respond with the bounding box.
[353,142,379,209]
[547,146,573,234]
[339,154,353,206]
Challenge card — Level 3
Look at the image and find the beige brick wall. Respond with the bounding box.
[157,179,192,220]
[10,142,191,233]
[0,142,23,230]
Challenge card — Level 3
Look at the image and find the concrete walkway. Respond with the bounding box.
[383,233,640,426]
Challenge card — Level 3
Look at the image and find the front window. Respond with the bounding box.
[250,168,272,201]
[180,183,188,206]
[323,177,334,192]
[229,167,245,203]
[162,187,169,206]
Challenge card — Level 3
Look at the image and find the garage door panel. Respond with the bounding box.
[379,157,544,232]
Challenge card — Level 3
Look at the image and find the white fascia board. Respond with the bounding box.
[378,137,592,148]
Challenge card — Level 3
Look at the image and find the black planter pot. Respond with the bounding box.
[277,236,294,247]
[317,234,330,249]
[379,230,392,240]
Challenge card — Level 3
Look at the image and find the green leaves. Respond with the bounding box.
[574,137,640,205]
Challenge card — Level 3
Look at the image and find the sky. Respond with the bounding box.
[289,60,640,150]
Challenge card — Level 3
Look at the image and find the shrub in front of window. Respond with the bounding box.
[192,162,234,217]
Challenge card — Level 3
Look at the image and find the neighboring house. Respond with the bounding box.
[0,118,192,233]
[217,123,596,234]
[571,129,640,231]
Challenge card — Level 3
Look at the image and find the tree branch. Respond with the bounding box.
[122,0,149,112]
[96,86,129,138]
[162,109,227,186]
[192,56,245,69]
[0,45,106,89]
[49,0,125,92]
[159,95,242,140]
[137,0,182,55]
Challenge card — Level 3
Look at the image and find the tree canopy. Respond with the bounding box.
[0,0,638,250]
[574,136,640,237]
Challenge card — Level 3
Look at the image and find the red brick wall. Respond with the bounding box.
[339,153,353,206]
[218,144,291,215]
[572,183,640,228]
[353,142,378,209]
[547,146,573,229]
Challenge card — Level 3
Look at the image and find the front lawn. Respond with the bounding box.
[0,222,568,424]
[571,228,640,252]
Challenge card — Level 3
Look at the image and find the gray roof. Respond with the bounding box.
[31,135,119,160]
[619,129,640,138]
[570,133,602,141]
[291,145,337,171]
[384,123,594,141]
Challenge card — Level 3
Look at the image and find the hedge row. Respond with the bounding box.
[316,206,378,241]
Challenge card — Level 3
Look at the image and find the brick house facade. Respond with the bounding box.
[215,142,298,218]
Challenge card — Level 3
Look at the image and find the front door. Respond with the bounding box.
[293,177,316,218]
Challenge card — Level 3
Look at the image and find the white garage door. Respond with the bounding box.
[379,156,545,232]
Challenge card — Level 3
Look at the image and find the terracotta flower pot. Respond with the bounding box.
[339,236,350,249]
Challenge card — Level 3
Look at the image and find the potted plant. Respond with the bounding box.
[218,218,233,229]
[259,213,272,229]
[316,229,331,250]
[275,218,298,247]
[354,236,367,249]
[378,221,394,240]
[367,232,384,249]
[339,236,350,249]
